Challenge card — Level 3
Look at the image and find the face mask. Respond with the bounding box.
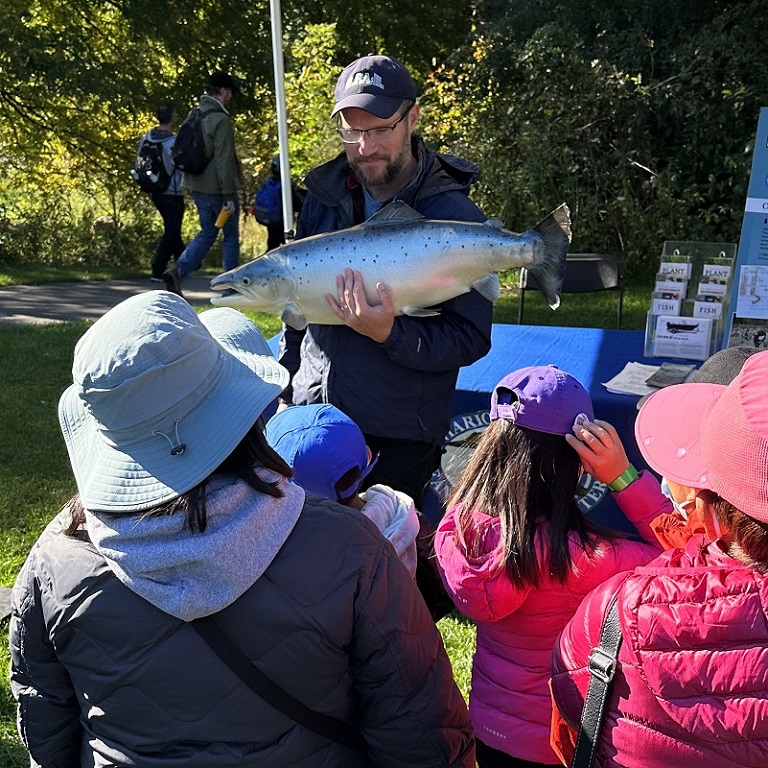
[660,478,724,541]
[660,478,694,521]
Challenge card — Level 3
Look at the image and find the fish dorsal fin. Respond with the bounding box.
[483,217,504,230]
[363,200,425,226]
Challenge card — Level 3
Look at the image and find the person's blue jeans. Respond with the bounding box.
[176,192,240,280]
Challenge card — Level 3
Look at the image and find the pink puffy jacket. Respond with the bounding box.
[551,538,768,767]
[435,506,657,764]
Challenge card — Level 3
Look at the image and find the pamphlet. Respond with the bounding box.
[644,362,697,388]
[602,362,661,396]
[651,315,713,360]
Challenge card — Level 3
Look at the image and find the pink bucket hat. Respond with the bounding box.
[636,350,768,522]
[701,351,768,522]
[634,382,725,488]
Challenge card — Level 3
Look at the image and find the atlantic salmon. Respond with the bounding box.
[210,200,571,330]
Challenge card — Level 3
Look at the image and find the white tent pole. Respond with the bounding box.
[269,0,294,242]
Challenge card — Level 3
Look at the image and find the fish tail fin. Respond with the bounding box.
[527,203,572,309]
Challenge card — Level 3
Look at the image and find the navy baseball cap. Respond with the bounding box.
[265,404,378,500]
[331,55,417,119]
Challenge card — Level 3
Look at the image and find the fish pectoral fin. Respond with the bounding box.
[281,307,308,330]
[471,274,501,301]
[363,200,425,226]
[402,306,441,318]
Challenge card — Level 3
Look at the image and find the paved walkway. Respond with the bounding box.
[0,275,220,618]
[0,274,218,325]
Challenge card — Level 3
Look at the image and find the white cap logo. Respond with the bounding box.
[346,71,384,91]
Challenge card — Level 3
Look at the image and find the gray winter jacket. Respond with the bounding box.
[10,476,474,767]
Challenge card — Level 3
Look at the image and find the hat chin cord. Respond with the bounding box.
[153,419,187,456]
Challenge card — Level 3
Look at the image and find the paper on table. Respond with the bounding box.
[602,362,661,396]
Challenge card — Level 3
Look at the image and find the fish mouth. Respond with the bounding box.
[208,276,251,306]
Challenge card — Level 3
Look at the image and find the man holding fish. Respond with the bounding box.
[276,54,496,507]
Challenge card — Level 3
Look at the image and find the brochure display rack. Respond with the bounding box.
[644,241,736,360]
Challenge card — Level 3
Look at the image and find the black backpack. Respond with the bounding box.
[172,105,224,174]
[131,136,172,194]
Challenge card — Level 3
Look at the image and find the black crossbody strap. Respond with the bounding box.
[191,616,366,752]
[570,596,623,768]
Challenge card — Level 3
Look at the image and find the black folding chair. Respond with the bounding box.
[517,253,625,329]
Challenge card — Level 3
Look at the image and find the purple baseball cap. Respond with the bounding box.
[265,403,378,501]
[489,365,593,436]
[331,54,417,119]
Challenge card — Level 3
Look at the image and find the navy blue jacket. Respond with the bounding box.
[279,137,493,445]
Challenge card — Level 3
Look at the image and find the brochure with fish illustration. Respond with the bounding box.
[650,315,713,360]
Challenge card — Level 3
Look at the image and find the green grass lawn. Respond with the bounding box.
[0,266,652,763]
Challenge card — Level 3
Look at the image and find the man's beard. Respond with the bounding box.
[350,133,411,190]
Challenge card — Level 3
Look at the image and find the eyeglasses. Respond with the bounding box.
[336,103,414,144]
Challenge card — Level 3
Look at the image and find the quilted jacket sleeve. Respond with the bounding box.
[351,538,475,767]
[434,507,531,622]
[9,551,82,767]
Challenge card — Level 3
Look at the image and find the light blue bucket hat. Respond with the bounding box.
[58,292,288,513]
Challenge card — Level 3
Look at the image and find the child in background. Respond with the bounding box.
[266,404,419,579]
[435,365,658,767]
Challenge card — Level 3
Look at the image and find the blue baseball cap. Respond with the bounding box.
[265,404,378,500]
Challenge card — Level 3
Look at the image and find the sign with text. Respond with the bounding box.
[725,107,768,345]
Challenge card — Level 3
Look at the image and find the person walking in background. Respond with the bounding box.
[164,71,242,297]
[551,350,768,767]
[278,54,494,509]
[8,291,476,768]
[435,366,657,767]
[252,155,306,251]
[133,102,185,281]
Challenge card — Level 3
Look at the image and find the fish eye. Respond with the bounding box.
[242,277,251,286]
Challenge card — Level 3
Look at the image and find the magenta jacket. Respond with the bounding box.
[552,537,768,767]
[435,507,657,763]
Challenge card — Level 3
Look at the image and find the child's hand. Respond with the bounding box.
[565,418,631,486]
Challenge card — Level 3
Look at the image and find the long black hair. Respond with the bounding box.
[66,419,292,535]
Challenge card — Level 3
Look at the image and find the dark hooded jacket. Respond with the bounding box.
[278,137,493,445]
[10,478,475,767]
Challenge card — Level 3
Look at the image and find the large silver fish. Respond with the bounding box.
[210,200,571,330]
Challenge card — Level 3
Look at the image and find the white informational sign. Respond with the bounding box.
[735,264,768,319]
